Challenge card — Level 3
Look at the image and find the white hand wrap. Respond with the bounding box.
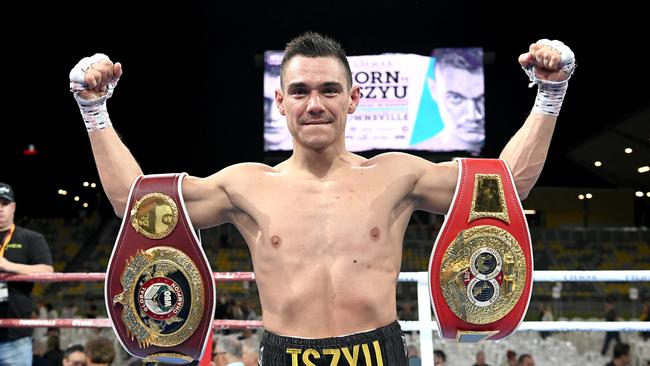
[523,39,576,116]
[69,53,120,132]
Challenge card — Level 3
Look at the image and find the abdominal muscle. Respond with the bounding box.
[252,239,402,338]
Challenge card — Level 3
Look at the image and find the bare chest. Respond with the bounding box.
[232,172,411,254]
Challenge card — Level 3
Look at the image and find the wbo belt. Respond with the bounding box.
[106,173,216,363]
[428,159,533,342]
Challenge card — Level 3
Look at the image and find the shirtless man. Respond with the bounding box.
[70,33,574,365]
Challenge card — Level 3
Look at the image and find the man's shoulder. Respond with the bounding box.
[13,226,45,241]
[229,162,277,173]
[364,151,423,166]
[365,152,458,171]
[216,162,278,180]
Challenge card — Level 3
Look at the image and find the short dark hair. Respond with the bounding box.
[85,336,115,364]
[63,344,84,359]
[281,31,352,89]
[434,349,446,361]
[433,48,483,73]
[613,343,630,359]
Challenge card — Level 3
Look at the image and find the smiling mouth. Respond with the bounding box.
[302,120,332,125]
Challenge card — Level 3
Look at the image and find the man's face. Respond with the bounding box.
[622,353,631,365]
[429,64,485,144]
[63,351,87,366]
[520,356,535,366]
[434,355,445,365]
[213,351,226,366]
[0,199,15,230]
[276,56,359,151]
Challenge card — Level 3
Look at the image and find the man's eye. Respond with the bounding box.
[291,88,307,95]
[447,93,465,105]
[323,88,338,95]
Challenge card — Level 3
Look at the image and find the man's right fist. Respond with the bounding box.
[70,54,122,132]
[69,54,122,104]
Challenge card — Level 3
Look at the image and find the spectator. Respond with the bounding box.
[85,336,115,366]
[43,334,63,366]
[434,349,447,366]
[501,350,517,366]
[406,344,421,366]
[241,339,259,366]
[0,182,55,366]
[605,343,630,366]
[63,344,86,366]
[640,302,650,341]
[472,350,490,366]
[602,300,622,356]
[517,354,535,366]
[213,335,244,366]
[539,303,554,339]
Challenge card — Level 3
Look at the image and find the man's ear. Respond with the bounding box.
[428,77,438,103]
[348,85,361,114]
[275,88,285,116]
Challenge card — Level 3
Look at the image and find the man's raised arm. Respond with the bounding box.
[70,54,142,216]
[69,55,237,228]
[499,39,576,199]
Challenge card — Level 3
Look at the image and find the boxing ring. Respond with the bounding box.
[1,270,650,366]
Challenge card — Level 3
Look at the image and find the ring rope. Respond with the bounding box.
[1,319,649,332]
[1,270,649,283]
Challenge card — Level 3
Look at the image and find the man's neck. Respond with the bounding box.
[0,223,12,232]
[289,142,354,178]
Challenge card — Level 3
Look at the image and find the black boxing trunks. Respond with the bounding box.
[259,321,408,366]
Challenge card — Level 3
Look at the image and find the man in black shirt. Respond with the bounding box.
[0,182,54,366]
[601,300,622,356]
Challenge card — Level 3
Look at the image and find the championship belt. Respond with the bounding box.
[106,173,216,363]
[428,159,533,342]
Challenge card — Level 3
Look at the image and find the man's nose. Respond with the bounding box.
[306,92,325,115]
[467,98,484,120]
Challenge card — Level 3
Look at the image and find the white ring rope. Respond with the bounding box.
[2,271,649,333]
[1,270,648,283]
[1,319,649,332]
[397,270,650,283]
[399,321,650,332]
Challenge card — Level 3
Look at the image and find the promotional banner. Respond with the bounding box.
[263,49,484,154]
